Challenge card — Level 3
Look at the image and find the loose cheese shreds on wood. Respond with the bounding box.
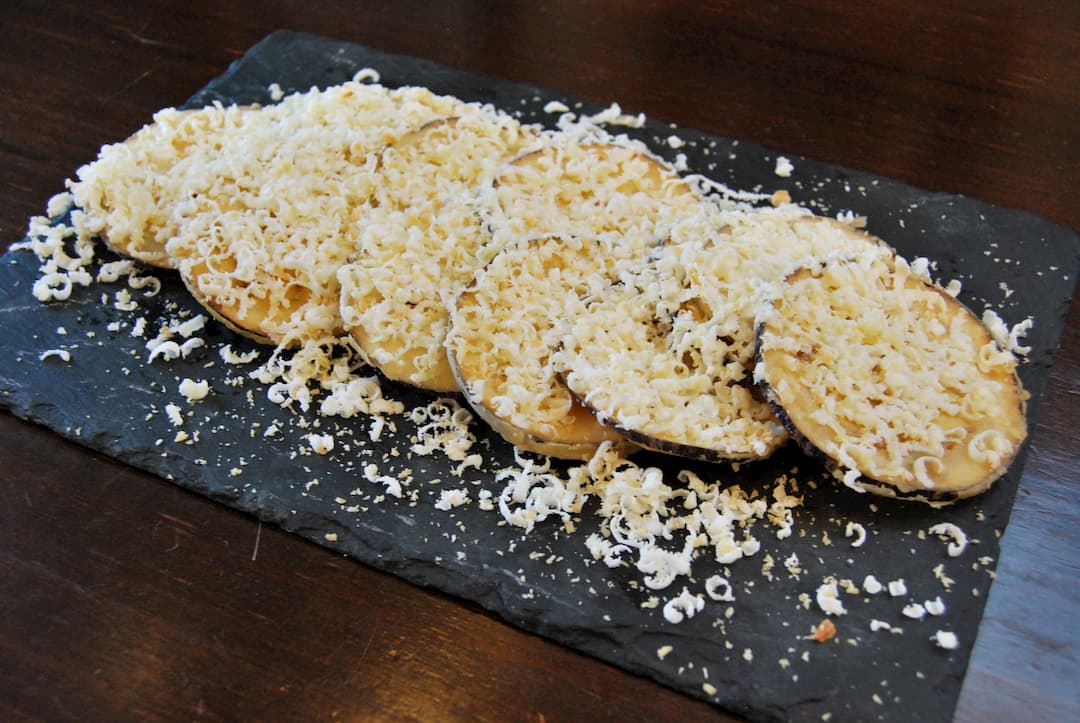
[337,109,538,391]
[756,252,1028,503]
[448,234,636,460]
[164,82,465,347]
[557,206,880,462]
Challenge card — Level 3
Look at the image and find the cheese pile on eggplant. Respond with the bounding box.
[66,79,1029,505]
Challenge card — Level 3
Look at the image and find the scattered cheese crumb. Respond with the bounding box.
[164,403,183,427]
[663,588,705,624]
[306,433,335,455]
[845,521,867,547]
[178,378,210,402]
[774,156,794,177]
[924,597,946,616]
[928,522,968,557]
[434,488,470,511]
[705,575,736,602]
[932,630,959,650]
[39,349,71,363]
[816,580,847,616]
[902,603,927,620]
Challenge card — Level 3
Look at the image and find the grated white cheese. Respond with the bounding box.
[924,596,946,616]
[816,580,847,616]
[902,603,927,620]
[704,575,736,602]
[845,521,867,547]
[662,587,705,624]
[39,349,71,363]
[928,522,968,557]
[434,488,470,511]
[932,630,960,650]
[178,378,210,402]
[219,344,259,365]
[306,432,335,455]
[164,403,184,427]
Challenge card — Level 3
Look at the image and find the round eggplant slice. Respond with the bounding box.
[555,206,889,463]
[754,253,1028,504]
[446,235,637,461]
[337,110,537,392]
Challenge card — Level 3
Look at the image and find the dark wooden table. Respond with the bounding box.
[2,2,1077,720]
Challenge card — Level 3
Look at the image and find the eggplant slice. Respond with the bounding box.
[70,106,257,269]
[164,84,465,346]
[337,111,537,392]
[446,235,636,461]
[555,206,889,463]
[754,252,1028,504]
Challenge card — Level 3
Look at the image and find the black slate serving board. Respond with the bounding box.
[2,30,1078,722]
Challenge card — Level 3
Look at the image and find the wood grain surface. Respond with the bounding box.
[2,2,1077,721]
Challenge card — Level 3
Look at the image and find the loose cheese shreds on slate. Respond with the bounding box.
[164,82,465,347]
[178,378,210,402]
[492,442,776,592]
[927,522,969,557]
[755,252,1028,503]
[70,104,257,268]
[448,235,635,461]
[480,139,704,254]
[556,205,883,462]
[337,109,538,391]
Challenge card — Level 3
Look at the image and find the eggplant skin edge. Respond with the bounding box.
[559,370,785,466]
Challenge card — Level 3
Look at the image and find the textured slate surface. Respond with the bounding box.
[2,30,1078,722]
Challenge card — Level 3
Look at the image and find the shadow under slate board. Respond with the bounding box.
[2,30,1078,723]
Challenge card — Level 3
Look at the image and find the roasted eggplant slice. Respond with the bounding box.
[555,206,889,463]
[337,111,537,391]
[446,235,636,461]
[71,106,256,269]
[754,253,1028,504]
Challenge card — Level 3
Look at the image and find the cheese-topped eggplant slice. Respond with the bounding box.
[483,140,703,251]
[754,252,1028,504]
[337,110,538,391]
[165,83,465,346]
[555,206,889,463]
[447,235,636,461]
[70,105,255,268]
